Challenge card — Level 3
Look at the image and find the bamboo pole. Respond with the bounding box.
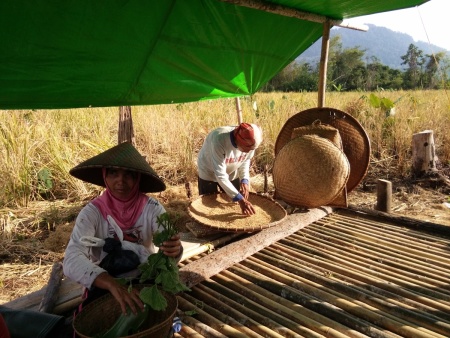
[330,212,450,253]
[288,230,450,286]
[200,275,366,338]
[268,238,450,311]
[234,259,445,338]
[177,294,254,337]
[118,106,135,145]
[312,216,450,267]
[176,309,228,338]
[287,228,450,301]
[318,19,331,107]
[342,205,450,236]
[235,97,243,124]
[255,247,450,335]
[220,265,398,338]
[188,285,287,338]
[219,0,368,31]
[174,318,208,338]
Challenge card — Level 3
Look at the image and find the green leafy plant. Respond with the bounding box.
[138,212,190,311]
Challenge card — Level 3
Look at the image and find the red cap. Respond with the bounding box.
[234,123,256,147]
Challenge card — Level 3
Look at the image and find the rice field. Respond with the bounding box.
[0,90,449,208]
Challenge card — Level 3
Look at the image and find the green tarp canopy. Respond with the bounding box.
[0,0,429,109]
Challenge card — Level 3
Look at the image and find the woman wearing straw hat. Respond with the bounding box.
[63,142,183,316]
[197,123,263,216]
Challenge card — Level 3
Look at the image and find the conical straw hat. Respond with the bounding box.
[273,135,350,208]
[275,107,370,193]
[69,142,165,193]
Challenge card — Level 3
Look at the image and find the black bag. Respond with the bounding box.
[99,238,140,276]
[0,306,66,338]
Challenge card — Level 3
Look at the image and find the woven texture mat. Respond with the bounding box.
[188,192,286,232]
[275,107,370,193]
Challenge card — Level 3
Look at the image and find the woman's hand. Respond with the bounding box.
[93,272,144,315]
[159,233,182,258]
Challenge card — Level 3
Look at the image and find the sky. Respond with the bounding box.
[345,0,450,51]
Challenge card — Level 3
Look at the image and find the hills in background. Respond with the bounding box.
[296,24,449,70]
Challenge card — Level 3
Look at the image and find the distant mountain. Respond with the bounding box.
[296,24,449,70]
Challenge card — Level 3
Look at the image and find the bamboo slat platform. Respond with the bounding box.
[4,207,450,337]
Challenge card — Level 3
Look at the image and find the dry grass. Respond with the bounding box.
[1,90,450,303]
[1,90,450,208]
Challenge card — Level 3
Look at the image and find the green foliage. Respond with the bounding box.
[266,41,445,92]
[99,305,150,338]
[401,44,425,89]
[138,212,190,311]
[369,93,394,112]
[332,84,344,92]
[37,168,53,197]
[139,285,167,311]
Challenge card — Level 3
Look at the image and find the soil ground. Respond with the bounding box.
[1,165,449,305]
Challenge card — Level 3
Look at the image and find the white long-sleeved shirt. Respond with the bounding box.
[197,126,255,200]
[63,197,165,289]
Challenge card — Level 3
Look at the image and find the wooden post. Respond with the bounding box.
[375,179,392,213]
[318,19,331,108]
[235,97,243,124]
[118,106,135,146]
[412,130,436,177]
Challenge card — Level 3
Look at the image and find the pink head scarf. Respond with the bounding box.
[91,168,149,230]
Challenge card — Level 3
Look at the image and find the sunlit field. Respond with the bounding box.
[1,90,449,208]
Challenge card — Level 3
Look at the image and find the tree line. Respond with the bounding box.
[263,36,450,92]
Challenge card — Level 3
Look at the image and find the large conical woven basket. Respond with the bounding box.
[273,135,350,208]
[290,120,347,208]
[275,107,370,193]
[188,192,286,232]
[73,285,177,338]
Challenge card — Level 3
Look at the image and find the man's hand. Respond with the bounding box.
[240,182,250,200]
[238,198,256,216]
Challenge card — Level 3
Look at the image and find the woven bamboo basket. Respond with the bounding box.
[273,135,350,208]
[290,120,347,207]
[73,285,177,338]
[275,107,370,193]
[188,192,286,232]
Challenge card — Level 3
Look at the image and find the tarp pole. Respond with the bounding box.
[220,0,367,31]
[118,106,135,146]
[318,19,331,108]
[235,97,243,124]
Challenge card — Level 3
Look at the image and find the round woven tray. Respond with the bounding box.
[188,192,286,232]
[73,285,177,338]
[273,135,350,208]
[275,107,370,193]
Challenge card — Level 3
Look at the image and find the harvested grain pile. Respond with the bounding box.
[188,192,286,232]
